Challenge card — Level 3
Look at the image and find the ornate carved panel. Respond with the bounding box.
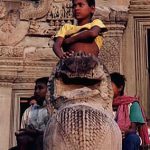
[100,37,120,73]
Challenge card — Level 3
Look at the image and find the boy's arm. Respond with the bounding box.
[53,37,72,59]
[53,37,64,59]
[63,26,101,45]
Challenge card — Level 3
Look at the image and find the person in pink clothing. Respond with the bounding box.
[110,72,149,150]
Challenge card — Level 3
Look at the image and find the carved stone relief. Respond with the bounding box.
[27,0,74,37]
[94,6,128,25]
[0,1,7,18]
[0,10,29,46]
[20,0,51,20]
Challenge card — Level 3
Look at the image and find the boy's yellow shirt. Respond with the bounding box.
[55,19,107,49]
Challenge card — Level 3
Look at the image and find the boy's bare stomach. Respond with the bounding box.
[64,41,99,57]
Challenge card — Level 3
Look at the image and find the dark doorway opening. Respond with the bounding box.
[148,29,150,74]
[147,29,150,117]
[20,97,30,126]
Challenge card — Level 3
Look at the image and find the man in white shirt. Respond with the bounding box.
[15,77,49,150]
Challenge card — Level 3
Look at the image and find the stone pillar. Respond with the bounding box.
[0,83,12,150]
[94,5,128,72]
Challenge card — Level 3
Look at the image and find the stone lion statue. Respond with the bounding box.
[44,53,122,150]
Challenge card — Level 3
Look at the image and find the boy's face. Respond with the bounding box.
[111,82,123,98]
[72,0,95,21]
[34,82,47,104]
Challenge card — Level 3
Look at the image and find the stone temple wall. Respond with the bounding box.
[0,0,130,149]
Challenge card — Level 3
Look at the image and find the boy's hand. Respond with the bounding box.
[63,51,74,59]
[56,50,73,59]
[60,51,74,59]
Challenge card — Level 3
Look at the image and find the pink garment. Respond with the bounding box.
[113,96,136,131]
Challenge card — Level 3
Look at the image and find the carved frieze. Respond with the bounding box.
[0,71,17,83]
[27,0,74,37]
[0,46,24,58]
[47,1,73,20]
[28,20,56,37]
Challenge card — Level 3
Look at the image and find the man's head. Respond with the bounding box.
[110,72,126,98]
[34,77,49,105]
[72,0,95,21]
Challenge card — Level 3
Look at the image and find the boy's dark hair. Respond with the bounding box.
[35,77,49,85]
[72,0,95,6]
[72,0,95,17]
[110,72,126,96]
[85,0,95,7]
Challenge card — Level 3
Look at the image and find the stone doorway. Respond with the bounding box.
[10,90,33,147]
[147,29,150,118]
[133,17,150,118]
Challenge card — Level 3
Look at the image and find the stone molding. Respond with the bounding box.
[129,0,150,13]
[0,72,17,83]
[0,82,13,87]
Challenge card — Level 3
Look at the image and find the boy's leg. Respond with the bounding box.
[123,132,140,150]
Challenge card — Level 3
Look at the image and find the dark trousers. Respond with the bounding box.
[123,132,141,150]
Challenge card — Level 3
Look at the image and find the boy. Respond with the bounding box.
[53,0,107,59]
[110,72,149,150]
[15,77,49,150]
